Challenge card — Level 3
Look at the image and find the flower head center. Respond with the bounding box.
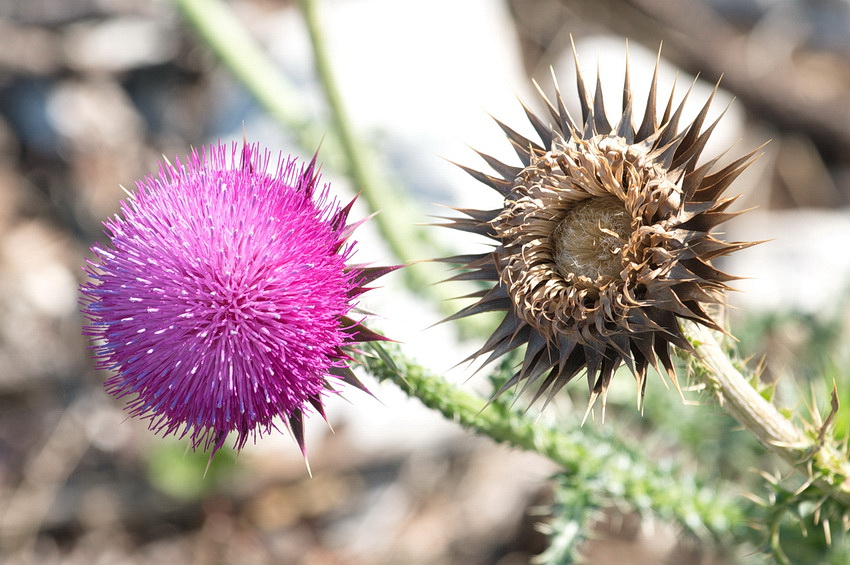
[552,197,630,281]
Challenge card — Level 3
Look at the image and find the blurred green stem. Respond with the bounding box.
[683,321,850,507]
[175,0,473,319]
[296,0,409,256]
[296,0,453,294]
[174,0,323,153]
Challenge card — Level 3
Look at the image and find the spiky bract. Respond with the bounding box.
[81,141,394,457]
[440,49,758,413]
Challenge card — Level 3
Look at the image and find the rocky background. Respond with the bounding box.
[1,0,849,563]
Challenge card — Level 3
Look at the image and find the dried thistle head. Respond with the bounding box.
[440,47,759,415]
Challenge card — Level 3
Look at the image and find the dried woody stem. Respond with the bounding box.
[682,321,850,507]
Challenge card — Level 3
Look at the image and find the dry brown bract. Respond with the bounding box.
[439,47,759,416]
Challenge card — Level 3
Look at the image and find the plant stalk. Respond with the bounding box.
[682,321,850,507]
[174,0,324,153]
[362,341,747,542]
[176,0,475,323]
[296,0,456,290]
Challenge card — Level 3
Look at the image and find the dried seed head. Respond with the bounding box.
[439,46,760,414]
[552,197,630,280]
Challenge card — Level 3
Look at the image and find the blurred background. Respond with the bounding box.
[0,0,849,563]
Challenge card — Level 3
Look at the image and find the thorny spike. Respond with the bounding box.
[656,75,698,150]
[447,206,501,223]
[682,154,726,199]
[473,148,524,181]
[548,68,581,139]
[328,365,373,396]
[288,411,308,457]
[433,216,489,236]
[570,35,593,126]
[452,161,513,195]
[466,313,528,365]
[491,116,543,165]
[441,295,511,320]
[349,265,402,288]
[673,105,728,173]
[636,43,663,141]
[581,391,600,426]
[520,98,556,151]
[635,367,648,414]
[623,41,632,112]
[535,359,581,408]
[672,78,723,169]
[660,73,679,127]
[696,148,764,201]
[532,367,562,410]
[432,252,490,266]
[535,67,580,140]
[617,49,636,142]
[652,132,689,170]
[593,64,612,134]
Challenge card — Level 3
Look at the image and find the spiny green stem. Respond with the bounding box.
[682,321,850,508]
[363,341,748,543]
[363,341,591,471]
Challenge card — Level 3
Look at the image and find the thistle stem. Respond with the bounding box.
[682,321,850,507]
[295,0,453,293]
[175,0,474,322]
[173,0,324,153]
[362,341,747,542]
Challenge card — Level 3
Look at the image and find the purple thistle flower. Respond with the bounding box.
[80,141,394,458]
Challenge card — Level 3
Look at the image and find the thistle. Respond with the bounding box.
[440,48,758,414]
[81,141,394,458]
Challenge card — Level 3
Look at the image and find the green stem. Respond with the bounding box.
[363,341,748,542]
[363,341,584,470]
[173,0,324,154]
[682,321,850,507]
[175,0,476,324]
[296,0,451,294]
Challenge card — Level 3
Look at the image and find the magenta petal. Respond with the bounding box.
[80,141,392,457]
